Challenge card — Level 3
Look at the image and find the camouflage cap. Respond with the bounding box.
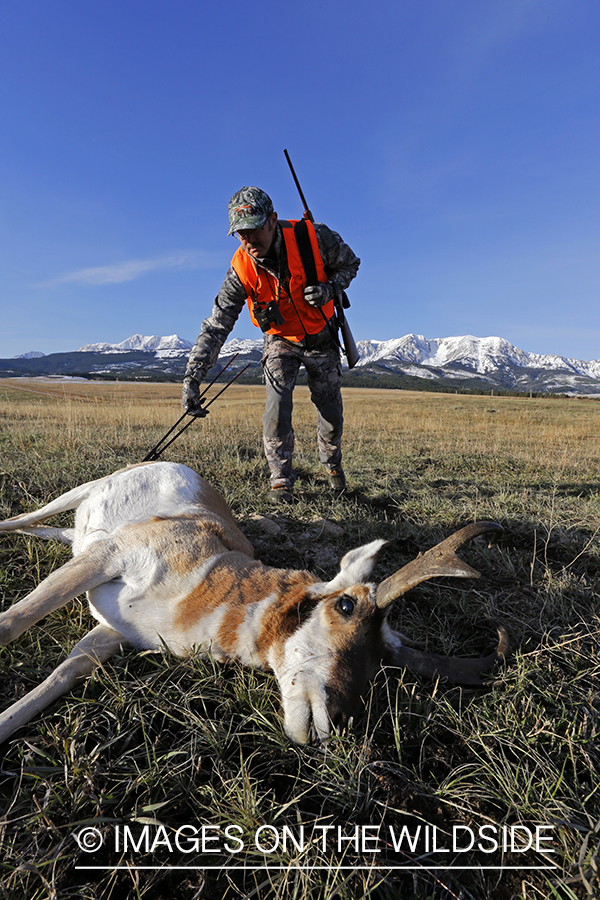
[227,186,274,236]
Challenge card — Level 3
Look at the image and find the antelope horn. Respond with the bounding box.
[375,521,503,609]
[391,624,510,685]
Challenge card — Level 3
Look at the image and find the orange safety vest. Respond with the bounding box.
[230,219,335,342]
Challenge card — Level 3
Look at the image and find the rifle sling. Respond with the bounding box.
[293,219,342,350]
[293,219,319,287]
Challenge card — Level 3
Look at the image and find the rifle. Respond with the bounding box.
[283,149,360,369]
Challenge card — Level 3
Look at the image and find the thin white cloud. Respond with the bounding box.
[38,251,222,287]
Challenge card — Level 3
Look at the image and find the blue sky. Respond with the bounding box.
[1,0,599,361]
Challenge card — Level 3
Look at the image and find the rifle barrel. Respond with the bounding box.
[283,149,314,222]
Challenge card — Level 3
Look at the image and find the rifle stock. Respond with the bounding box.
[335,291,360,369]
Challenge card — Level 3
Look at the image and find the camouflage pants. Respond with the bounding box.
[261,333,343,488]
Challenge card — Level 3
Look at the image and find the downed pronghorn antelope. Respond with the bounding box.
[0,462,508,744]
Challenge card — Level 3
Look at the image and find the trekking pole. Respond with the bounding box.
[142,354,251,461]
[142,410,190,462]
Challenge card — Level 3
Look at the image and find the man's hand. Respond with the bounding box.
[303,282,337,307]
[182,375,207,417]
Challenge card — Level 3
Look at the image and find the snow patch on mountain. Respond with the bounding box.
[219,338,264,358]
[78,334,193,356]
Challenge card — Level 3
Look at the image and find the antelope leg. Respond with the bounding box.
[10,525,75,544]
[0,547,112,645]
[0,624,128,744]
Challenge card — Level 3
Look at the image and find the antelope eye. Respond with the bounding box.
[338,596,355,616]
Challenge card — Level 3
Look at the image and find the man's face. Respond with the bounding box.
[236,212,277,258]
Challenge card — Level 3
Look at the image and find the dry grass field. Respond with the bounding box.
[0,378,599,900]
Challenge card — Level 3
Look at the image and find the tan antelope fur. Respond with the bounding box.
[0,462,508,745]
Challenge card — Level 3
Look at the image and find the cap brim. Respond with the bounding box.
[227,214,268,236]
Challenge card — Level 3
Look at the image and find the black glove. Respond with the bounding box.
[182,375,206,417]
[303,282,337,307]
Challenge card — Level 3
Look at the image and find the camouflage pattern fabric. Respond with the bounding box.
[227,186,274,235]
[262,334,343,489]
[184,221,360,384]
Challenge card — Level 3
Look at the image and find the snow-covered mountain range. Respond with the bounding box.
[357,334,600,376]
[353,334,600,390]
[6,333,600,394]
[77,334,193,357]
[218,334,600,393]
[13,350,46,359]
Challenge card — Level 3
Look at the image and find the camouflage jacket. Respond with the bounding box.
[185,221,360,382]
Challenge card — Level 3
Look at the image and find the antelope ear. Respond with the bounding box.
[325,540,388,591]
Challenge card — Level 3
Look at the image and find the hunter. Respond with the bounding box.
[182,186,360,503]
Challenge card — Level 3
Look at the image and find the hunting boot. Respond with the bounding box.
[264,433,295,504]
[327,468,346,493]
[269,485,293,504]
